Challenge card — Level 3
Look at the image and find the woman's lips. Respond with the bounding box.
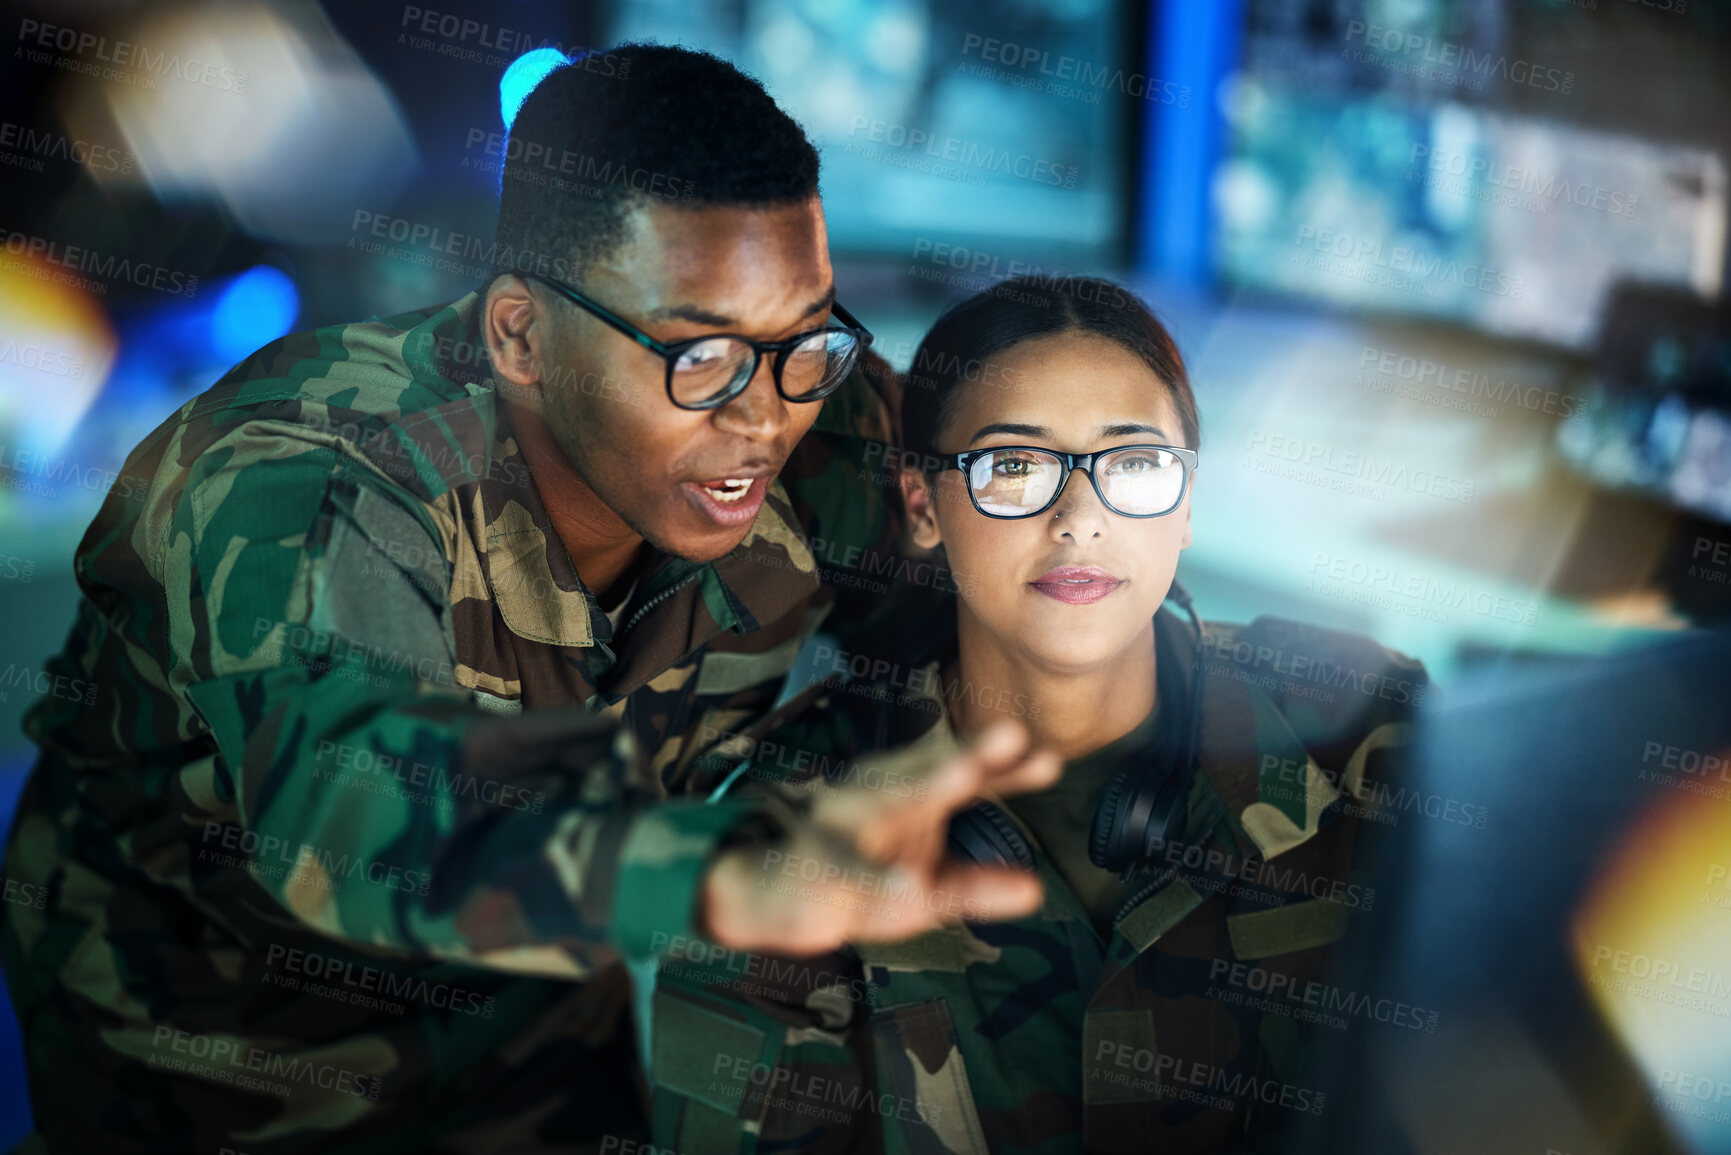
[682,475,768,528]
[1029,566,1123,605]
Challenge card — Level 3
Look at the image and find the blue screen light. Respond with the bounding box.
[500,48,572,131]
[211,265,299,364]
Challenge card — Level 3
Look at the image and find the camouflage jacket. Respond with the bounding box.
[646,598,1432,1154]
[0,291,899,1154]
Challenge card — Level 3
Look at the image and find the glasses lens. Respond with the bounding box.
[781,330,862,399]
[1098,447,1187,515]
[967,449,1064,516]
[670,338,757,407]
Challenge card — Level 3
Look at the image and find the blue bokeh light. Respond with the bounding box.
[211,265,299,364]
[500,48,572,131]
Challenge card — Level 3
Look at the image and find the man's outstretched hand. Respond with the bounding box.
[699,720,1062,955]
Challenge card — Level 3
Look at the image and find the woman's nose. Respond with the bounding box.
[1050,466,1108,538]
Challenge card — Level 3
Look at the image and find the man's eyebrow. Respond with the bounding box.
[644,286,836,330]
[797,286,836,321]
[645,303,735,326]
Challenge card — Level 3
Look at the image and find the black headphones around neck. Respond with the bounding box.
[1086,582,1207,877]
[945,583,1208,877]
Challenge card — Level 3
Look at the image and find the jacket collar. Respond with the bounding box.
[472,399,820,663]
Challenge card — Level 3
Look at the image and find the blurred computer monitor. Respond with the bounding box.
[1291,627,1731,1155]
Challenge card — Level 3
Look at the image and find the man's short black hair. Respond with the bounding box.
[492,43,820,284]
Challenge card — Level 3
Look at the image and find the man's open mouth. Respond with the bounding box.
[681,474,770,528]
[700,478,754,504]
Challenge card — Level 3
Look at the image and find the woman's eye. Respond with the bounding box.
[994,458,1034,477]
[1109,452,1169,475]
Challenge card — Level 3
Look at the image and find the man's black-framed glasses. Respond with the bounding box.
[527,272,873,410]
[941,445,1199,519]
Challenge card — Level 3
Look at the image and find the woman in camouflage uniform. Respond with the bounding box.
[647,276,1429,1155]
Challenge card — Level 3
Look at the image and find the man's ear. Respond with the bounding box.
[900,467,944,550]
[483,276,544,404]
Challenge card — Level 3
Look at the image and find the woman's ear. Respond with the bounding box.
[900,467,944,550]
[1179,471,1195,551]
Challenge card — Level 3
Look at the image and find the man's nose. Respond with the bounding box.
[712,357,790,441]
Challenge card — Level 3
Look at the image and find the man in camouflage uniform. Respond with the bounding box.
[647,591,1430,1154]
[0,46,1055,1154]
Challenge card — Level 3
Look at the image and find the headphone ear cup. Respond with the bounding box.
[948,802,1035,871]
[1091,765,1193,874]
[1148,774,1189,856]
[1089,767,1135,873]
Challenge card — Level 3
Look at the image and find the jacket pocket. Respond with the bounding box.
[650,983,778,1154]
[869,998,990,1155]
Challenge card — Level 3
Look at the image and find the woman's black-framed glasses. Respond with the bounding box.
[526,272,873,410]
[941,445,1199,519]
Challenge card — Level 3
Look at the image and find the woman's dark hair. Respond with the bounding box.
[899,275,1199,468]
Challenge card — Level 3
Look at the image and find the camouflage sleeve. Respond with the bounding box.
[174,432,769,977]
